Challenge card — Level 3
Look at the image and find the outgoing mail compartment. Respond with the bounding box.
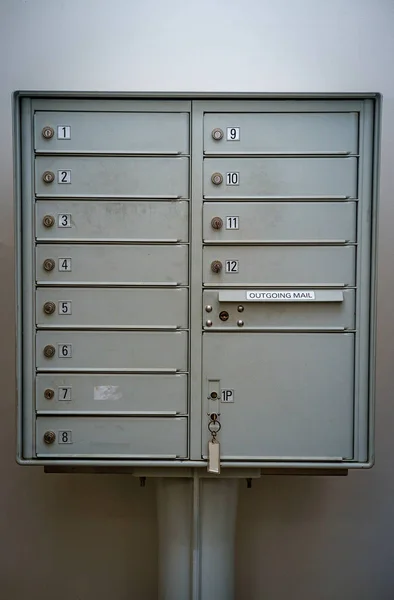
[36,201,189,242]
[36,244,188,285]
[35,157,189,198]
[202,333,354,459]
[204,112,358,154]
[36,373,187,413]
[36,331,188,371]
[203,289,355,330]
[36,288,188,329]
[203,245,356,286]
[35,111,189,154]
[36,416,188,458]
[203,202,356,243]
[203,158,357,198]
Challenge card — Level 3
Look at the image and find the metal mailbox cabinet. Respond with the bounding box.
[14,93,380,470]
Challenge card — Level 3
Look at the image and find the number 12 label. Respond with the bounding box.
[225,260,239,273]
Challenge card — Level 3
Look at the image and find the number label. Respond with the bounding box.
[225,260,239,273]
[57,126,71,140]
[58,430,73,444]
[58,344,72,358]
[226,127,240,141]
[58,387,72,401]
[58,258,72,271]
[226,172,239,186]
[58,301,72,315]
[221,389,235,403]
[226,216,239,230]
[57,170,71,184]
[58,214,71,228]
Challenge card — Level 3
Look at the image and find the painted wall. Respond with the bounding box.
[1,1,393,598]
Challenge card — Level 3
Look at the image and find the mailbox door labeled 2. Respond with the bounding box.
[203,333,354,460]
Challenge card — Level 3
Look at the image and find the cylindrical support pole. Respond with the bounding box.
[156,478,193,600]
[200,479,239,600]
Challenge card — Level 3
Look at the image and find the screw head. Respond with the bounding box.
[211,217,223,230]
[237,305,245,312]
[44,388,55,400]
[42,171,55,184]
[205,320,213,327]
[43,431,56,444]
[237,320,244,327]
[42,126,54,139]
[210,260,223,273]
[42,214,55,228]
[43,345,56,358]
[43,301,56,315]
[212,128,224,141]
[211,172,223,185]
[43,258,55,272]
[205,305,213,313]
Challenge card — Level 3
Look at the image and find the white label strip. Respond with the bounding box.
[218,290,344,303]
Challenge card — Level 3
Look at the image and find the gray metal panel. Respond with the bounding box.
[36,244,188,285]
[203,289,355,330]
[203,202,356,243]
[202,333,354,459]
[203,158,357,198]
[203,245,356,286]
[36,288,188,329]
[35,156,190,198]
[36,416,188,457]
[204,112,358,154]
[35,111,189,154]
[36,373,187,413]
[36,200,189,242]
[36,331,188,371]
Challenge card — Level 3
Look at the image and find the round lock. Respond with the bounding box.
[43,345,56,358]
[237,320,244,327]
[42,126,54,139]
[237,305,245,313]
[43,431,56,444]
[42,171,55,184]
[210,260,223,273]
[44,388,55,400]
[219,311,229,322]
[43,301,56,315]
[205,305,213,313]
[42,214,55,228]
[211,172,223,186]
[210,391,218,399]
[212,128,224,141]
[211,217,223,230]
[43,258,55,272]
[205,320,213,327]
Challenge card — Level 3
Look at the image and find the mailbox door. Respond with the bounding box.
[36,200,189,242]
[35,156,189,198]
[35,111,189,154]
[36,416,188,458]
[36,288,188,329]
[36,373,187,413]
[203,158,357,198]
[204,112,358,154]
[202,333,354,460]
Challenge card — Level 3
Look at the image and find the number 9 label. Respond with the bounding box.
[227,127,240,141]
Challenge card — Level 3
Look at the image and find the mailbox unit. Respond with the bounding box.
[14,93,380,469]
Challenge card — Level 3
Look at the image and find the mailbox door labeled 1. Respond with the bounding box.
[202,333,354,461]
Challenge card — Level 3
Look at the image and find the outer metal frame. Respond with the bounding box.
[13,92,381,469]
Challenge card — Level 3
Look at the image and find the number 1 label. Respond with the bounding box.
[57,126,71,139]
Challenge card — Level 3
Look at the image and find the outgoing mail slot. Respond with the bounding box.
[204,158,357,198]
[35,156,189,198]
[36,331,188,371]
[36,201,189,242]
[202,333,354,459]
[36,373,187,413]
[35,111,189,154]
[203,202,356,243]
[204,112,358,154]
[203,246,355,286]
[203,289,355,330]
[36,416,188,458]
[36,288,188,329]
[36,244,188,285]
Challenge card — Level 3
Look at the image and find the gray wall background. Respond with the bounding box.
[1,1,393,598]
